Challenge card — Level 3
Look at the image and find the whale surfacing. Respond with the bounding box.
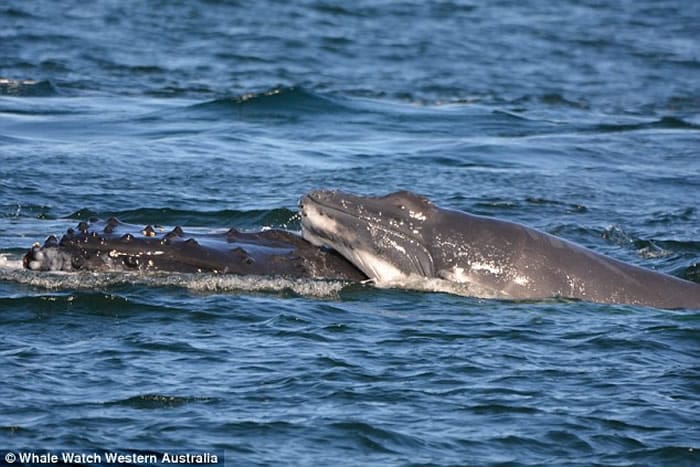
[24,218,366,281]
[300,190,700,309]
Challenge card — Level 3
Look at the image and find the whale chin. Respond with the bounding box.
[300,190,436,281]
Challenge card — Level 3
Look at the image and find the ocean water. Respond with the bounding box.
[1,0,699,465]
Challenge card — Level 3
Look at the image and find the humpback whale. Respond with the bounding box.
[23,217,365,281]
[300,190,700,309]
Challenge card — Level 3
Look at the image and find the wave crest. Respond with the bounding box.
[188,87,353,119]
[0,78,59,97]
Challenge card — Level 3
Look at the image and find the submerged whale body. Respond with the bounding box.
[300,190,700,309]
[23,218,366,281]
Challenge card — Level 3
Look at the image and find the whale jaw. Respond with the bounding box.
[300,190,434,282]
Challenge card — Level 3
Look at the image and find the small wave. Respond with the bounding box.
[680,263,700,282]
[645,207,696,225]
[187,87,353,119]
[601,225,700,254]
[511,93,590,109]
[525,197,589,213]
[0,78,60,97]
[0,6,35,19]
[590,116,699,133]
[0,425,26,435]
[326,421,424,454]
[0,201,58,219]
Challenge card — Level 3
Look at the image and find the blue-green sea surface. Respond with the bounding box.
[1,0,698,465]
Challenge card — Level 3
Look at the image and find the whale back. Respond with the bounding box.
[427,209,700,308]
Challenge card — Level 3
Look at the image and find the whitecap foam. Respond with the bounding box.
[0,254,23,271]
[0,254,352,298]
[144,274,351,297]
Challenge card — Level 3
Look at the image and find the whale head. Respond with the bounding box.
[300,190,437,282]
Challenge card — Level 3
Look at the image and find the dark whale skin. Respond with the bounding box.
[300,190,700,310]
[23,217,366,281]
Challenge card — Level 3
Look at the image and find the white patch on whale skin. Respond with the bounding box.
[469,261,503,275]
[441,266,468,283]
[300,226,328,249]
[443,263,505,280]
[385,239,406,255]
[437,264,532,299]
[408,210,426,221]
[301,203,341,245]
[348,249,408,283]
[109,249,165,258]
[513,274,530,286]
[432,267,503,299]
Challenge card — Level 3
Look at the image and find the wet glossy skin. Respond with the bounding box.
[300,190,700,309]
[24,218,366,281]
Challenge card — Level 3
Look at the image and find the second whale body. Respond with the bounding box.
[300,190,700,309]
[24,217,366,281]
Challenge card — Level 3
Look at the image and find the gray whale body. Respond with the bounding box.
[24,217,366,281]
[300,190,700,309]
